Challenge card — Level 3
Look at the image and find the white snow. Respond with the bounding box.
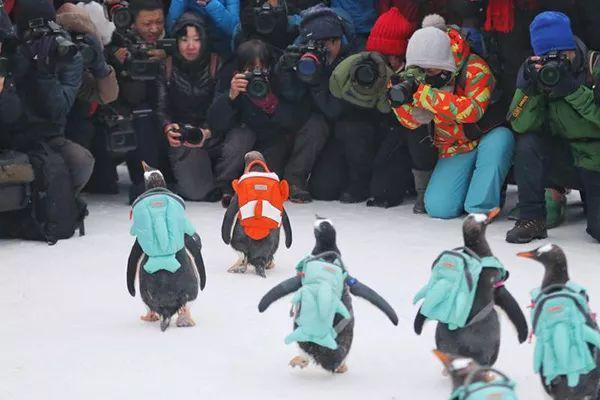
[1,181,598,400]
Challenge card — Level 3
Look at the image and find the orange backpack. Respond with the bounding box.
[232,160,289,240]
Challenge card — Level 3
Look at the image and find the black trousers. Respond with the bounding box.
[515,132,600,241]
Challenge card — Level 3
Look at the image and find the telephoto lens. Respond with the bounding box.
[353,60,379,88]
[254,3,277,35]
[388,76,417,107]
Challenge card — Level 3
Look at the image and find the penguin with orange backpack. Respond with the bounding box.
[221,151,292,277]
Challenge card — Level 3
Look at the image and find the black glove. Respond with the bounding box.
[84,34,112,78]
[25,36,58,75]
[515,58,538,94]
[547,69,584,99]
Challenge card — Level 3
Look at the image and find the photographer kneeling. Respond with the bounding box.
[506,12,600,243]
[158,12,220,202]
[393,19,514,219]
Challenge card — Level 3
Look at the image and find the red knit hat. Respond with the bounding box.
[366,7,415,56]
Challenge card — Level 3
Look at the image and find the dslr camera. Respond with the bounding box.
[23,19,78,61]
[535,51,571,88]
[282,40,328,84]
[387,67,423,107]
[125,38,176,80]
[253,2,285,35]
[71,33,97,66]
[352,58,379,89]
[244,68,270,99]
[176,124,204,145]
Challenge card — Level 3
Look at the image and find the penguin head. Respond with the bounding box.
[142,161,166,190]
[433,350,485,390]
[462,208,499,257]
[517,243,569,287]
[312,216,340,259]
[244,151,267,173]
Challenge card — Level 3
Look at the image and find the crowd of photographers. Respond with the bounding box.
[0,0,599,244]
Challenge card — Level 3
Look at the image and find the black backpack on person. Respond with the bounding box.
[0,142,87,245]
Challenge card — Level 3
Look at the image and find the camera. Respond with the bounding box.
[387,75,418,107]
[537,52,571,88]
[24,19,78,61]
[71,33,96,66]
[253,2,285,35]
[177,124,204,145]
[244,68,270,99]
[283,40,328,84]
[107,1,132,30]
[126,38,176,80]
[352,59,379,88]
[104,114,137,153]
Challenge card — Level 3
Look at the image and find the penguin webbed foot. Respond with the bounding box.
[140,310,160,322]
[227,253,248,274]
[334,363,348,374]
[289,355,309,369]
[176,306,196,328]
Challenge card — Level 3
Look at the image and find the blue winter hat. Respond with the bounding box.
[530,11,576,56]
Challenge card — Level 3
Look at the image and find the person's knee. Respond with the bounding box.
[479,127,515,163]
[223,127,255,158]
[424,187,464,219]
[58,139,95,191]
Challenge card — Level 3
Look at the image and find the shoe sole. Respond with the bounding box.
[506,231,548,244]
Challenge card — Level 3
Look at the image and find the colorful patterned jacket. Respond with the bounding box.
[393,27,496,158]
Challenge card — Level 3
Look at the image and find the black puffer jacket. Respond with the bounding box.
[156,13,215,130]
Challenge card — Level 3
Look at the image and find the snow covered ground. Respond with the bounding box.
[1,179,598,400]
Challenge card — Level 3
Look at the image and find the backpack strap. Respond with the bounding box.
[131,187,185,209]
[532,284,594,330]
[462,367,515,398]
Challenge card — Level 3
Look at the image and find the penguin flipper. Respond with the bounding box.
[414,307,426,335]
[494,286,528,343]
[127,240,143,297]
[282,208,292,248]
[348,277,398,325]
[221,194,240,245]
[258,276,303,312]
[185,233,206,291]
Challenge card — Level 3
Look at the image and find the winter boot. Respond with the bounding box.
[506,218,548,244]
[289,184,312,204]
[545,188,567,229]
[412,169,432,214]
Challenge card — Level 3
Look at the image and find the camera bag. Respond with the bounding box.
[0,150,34,212]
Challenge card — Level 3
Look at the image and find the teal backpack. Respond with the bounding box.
[530,282,600,387]
[450,368,518,400]
[285,252,352,350]
[414,247,506,330]
[130,188,196,274]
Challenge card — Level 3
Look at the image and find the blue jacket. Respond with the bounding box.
[166,0,239,56]
[330,0,376,34]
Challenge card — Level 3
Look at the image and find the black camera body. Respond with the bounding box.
[24,19,78,61]
[71,33,96,66]
[177,124,204,144]
[537,51,571,88]
[283,40,328,84]
[253,2,285,35]
[245,68,270,99]
[104,114,137,154]
[387,75,417,107]
[125,38,176,80]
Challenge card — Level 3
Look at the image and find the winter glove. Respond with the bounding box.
[25,36,59,76]
[546,69,584,99]
[84,34,112,78]
[515,58,538,94]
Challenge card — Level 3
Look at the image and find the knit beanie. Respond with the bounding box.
[15,0,57,37]
[529,11,576,56]
[405,26,456,72]
[366,7,414,57]
[300,5,343,41]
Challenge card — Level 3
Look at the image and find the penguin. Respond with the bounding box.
[126,162,206,331]
[414,209,529,366]
[221,151,292,278]
[258,217,398,373]
[518,244,600,400]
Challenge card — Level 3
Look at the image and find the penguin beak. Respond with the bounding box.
[485,207,501,224]
[432,349,451,366]
[517,251,536,259]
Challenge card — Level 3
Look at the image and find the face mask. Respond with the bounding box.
[425,70,453,88]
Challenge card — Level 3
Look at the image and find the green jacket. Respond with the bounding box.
[330,51,394,114]
[509,85,600,172]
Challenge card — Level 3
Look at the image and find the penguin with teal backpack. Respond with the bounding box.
[258,217,398,373]
[433,350,519,400]
[518,243,600,399]
[413,209,529,366]
[126,163,206,331]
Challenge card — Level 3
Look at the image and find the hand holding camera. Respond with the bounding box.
[229,73,248,100]
[519,53,582,98]
[387,66,424,107]
[165,123,210,148]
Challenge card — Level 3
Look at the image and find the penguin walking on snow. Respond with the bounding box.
[518,244,600,399]
[414,209,528,366]
[221,151,292,278]
[258,217,398,373]
[127,163,206,331]
[433,350,519,399]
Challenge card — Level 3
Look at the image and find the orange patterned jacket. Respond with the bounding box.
[393,27,496,158]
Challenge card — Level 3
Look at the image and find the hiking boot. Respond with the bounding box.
[545,188,567,229]
[205,188,222,203]
[340,191,368,204]
[366,197,402,209]
[506,219,548,244]
[412,169,432,214]
[413,192,426,214]
[289,184,312,203]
